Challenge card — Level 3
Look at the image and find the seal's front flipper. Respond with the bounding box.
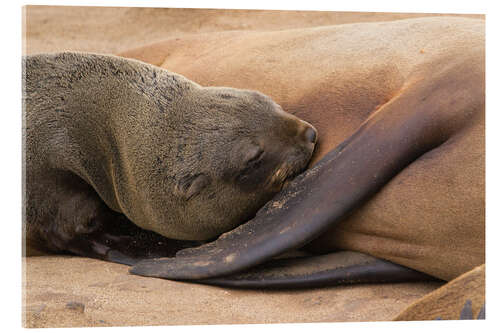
[65,232,140,266]
[66,211,202,266]
[198,251,439,289]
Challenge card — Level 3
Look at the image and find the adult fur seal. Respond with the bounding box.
[23,52,317,262]
[123,17,484,290]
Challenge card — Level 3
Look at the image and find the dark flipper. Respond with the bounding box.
[459,300,473,320]
[131,73,471,280]
[64,211,201,265]
[437,300,485,321]
[198,251,439,289]
[476,303,485,320]
[458,300,486,320]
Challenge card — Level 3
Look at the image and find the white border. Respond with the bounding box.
[6,0,491,13]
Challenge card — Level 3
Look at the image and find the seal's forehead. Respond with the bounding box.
[237,90,284,115]
[201,87,295,131]
[244,90,277,106]
[207,87,272,104]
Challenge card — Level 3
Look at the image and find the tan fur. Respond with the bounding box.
[394,264,485,320]
[24,52,316,254]
[120,17,484,281]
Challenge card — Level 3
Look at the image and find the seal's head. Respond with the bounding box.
[86,59,319,241]
[23,53,315,255]
[137,86,316,241]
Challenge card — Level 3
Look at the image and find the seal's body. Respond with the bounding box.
[122,16,484,284]
[24,53,316,259]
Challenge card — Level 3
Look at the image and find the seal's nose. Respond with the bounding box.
[304,126,317,144]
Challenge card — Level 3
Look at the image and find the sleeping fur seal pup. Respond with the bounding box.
[23,52,317,262]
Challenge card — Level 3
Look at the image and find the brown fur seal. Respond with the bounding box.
[122,17,484,287]
[23,52,316,261]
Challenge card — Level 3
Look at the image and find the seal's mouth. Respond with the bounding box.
[280,167,306,191]
[281,177,294,191]
[269,155,311,192]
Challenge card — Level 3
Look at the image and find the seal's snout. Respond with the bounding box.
[269,120,317,190]
[294,122,317,151]
[303,126,317,144]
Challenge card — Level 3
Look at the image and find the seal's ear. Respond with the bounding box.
[242,145,264,166]
[175,174,211,200]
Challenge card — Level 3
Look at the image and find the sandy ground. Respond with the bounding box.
[22,6,481,328]
[23,256,441,327]
[23,6,482,55]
